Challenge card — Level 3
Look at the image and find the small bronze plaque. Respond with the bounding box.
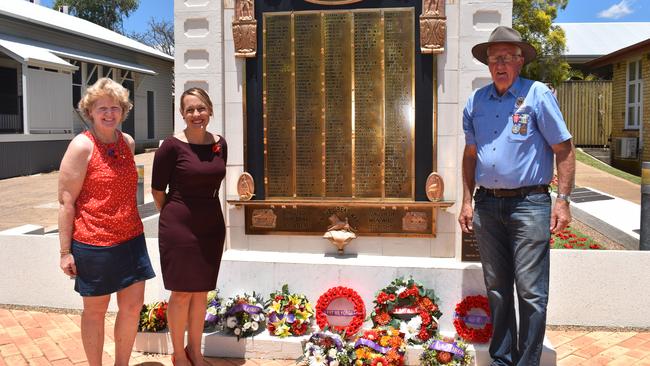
[237,172,255,201]
[425,172,444,202]
[402,212,428,232]
[251,209,277,229]
[461,231,481,262]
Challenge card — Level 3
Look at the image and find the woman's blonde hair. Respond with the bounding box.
[78,77,133,123]
[180,87,213,116]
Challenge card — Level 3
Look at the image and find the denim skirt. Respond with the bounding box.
[72,233,156,297]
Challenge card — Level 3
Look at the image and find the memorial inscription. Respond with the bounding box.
[262,9,415,201]
[264,14,293,197]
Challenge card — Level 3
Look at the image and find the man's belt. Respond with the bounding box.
[478,185,549,198]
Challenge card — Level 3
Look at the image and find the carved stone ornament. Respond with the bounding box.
[252,209,277,228]
[323,214,357,254]
[233,0,257,58]
[237,172,255,200]
[420,0,446,54]
[425,172,444,202]
[402,212,428,232]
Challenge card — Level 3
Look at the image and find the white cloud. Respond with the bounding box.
[598,0,635,19]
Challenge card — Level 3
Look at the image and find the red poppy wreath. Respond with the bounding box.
[371,277,443,345]
[453,295,492,343]
[315,286,366,339]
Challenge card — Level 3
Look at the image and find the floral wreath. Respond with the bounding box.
[420,335,473,365]
[302,330,353,366]
[265,284,315,338]
[204,290,222,331]
[453,295,492,343]
[138,301,168,332]
[219,292,266,340]
[315,286,365,339]
[353,327,406,366]
[371,277,443,344]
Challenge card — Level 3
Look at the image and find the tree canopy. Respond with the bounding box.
[513,0,570,86]
[52,0,139,34]
[129,18,174,56]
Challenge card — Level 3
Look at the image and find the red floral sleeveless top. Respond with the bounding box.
[73,130,143,246]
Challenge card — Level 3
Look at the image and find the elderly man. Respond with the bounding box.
[458,26,575,366]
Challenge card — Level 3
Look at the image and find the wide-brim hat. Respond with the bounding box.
[471,26,537,65]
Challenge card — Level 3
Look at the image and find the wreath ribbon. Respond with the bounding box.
[428,340,465,358]
[324,309,357,316]
[225,303,263,316]
[269,312,296,323]
[454,314,490,327]
[390,306,419,315]
[354,338,390,354]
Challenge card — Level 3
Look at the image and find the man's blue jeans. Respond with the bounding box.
[473,190,551,366]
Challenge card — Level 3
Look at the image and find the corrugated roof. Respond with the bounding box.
[0,0,173,62]
[0,34,77,71]
[556,22,650,58]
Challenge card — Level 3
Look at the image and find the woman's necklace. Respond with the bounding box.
[92,128,122,160]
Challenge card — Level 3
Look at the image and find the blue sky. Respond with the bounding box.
[37,0,647,32]
[39,0,173,34]
[555,0,649,22]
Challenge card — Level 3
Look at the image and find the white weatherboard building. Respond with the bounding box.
[0,0,173,178]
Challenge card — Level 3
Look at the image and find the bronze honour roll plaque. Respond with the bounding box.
[263,14,293,197]
[263,9,415,200]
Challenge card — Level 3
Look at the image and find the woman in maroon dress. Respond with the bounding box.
[151,88,226,366]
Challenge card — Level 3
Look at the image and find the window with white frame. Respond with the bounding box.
[626,59,642,129]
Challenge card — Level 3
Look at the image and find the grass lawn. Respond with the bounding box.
[551,225,602,250]
[575,149,641,185]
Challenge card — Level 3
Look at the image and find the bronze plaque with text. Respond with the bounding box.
[263,14,294,197]
[384,10,415,198]
[262,9,414,200]
[461,231,481,262]
[353,10,384,198]
[324,12,353,197]
[245,205,433,236]
[294,12,324,197]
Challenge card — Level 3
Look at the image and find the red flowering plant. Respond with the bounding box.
[316,286,366,339]
[371,278,443,345]
[138,301,168,332]
[551,225,602,250]
[352,327,406,366]
[420,335,472,366]
[453,295,492,343]
[265,284,315,338]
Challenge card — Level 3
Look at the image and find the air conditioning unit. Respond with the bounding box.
[614,137,638,159]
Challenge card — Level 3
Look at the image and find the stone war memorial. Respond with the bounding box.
[156,0,532,363]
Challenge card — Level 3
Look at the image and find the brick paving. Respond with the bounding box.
[0,307,648,366]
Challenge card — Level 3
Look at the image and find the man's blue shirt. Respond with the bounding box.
[463,77,572,189]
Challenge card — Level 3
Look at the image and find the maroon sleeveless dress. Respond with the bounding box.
[151,136,227,292]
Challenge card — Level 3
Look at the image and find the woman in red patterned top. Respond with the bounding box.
[58,78,155,366]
